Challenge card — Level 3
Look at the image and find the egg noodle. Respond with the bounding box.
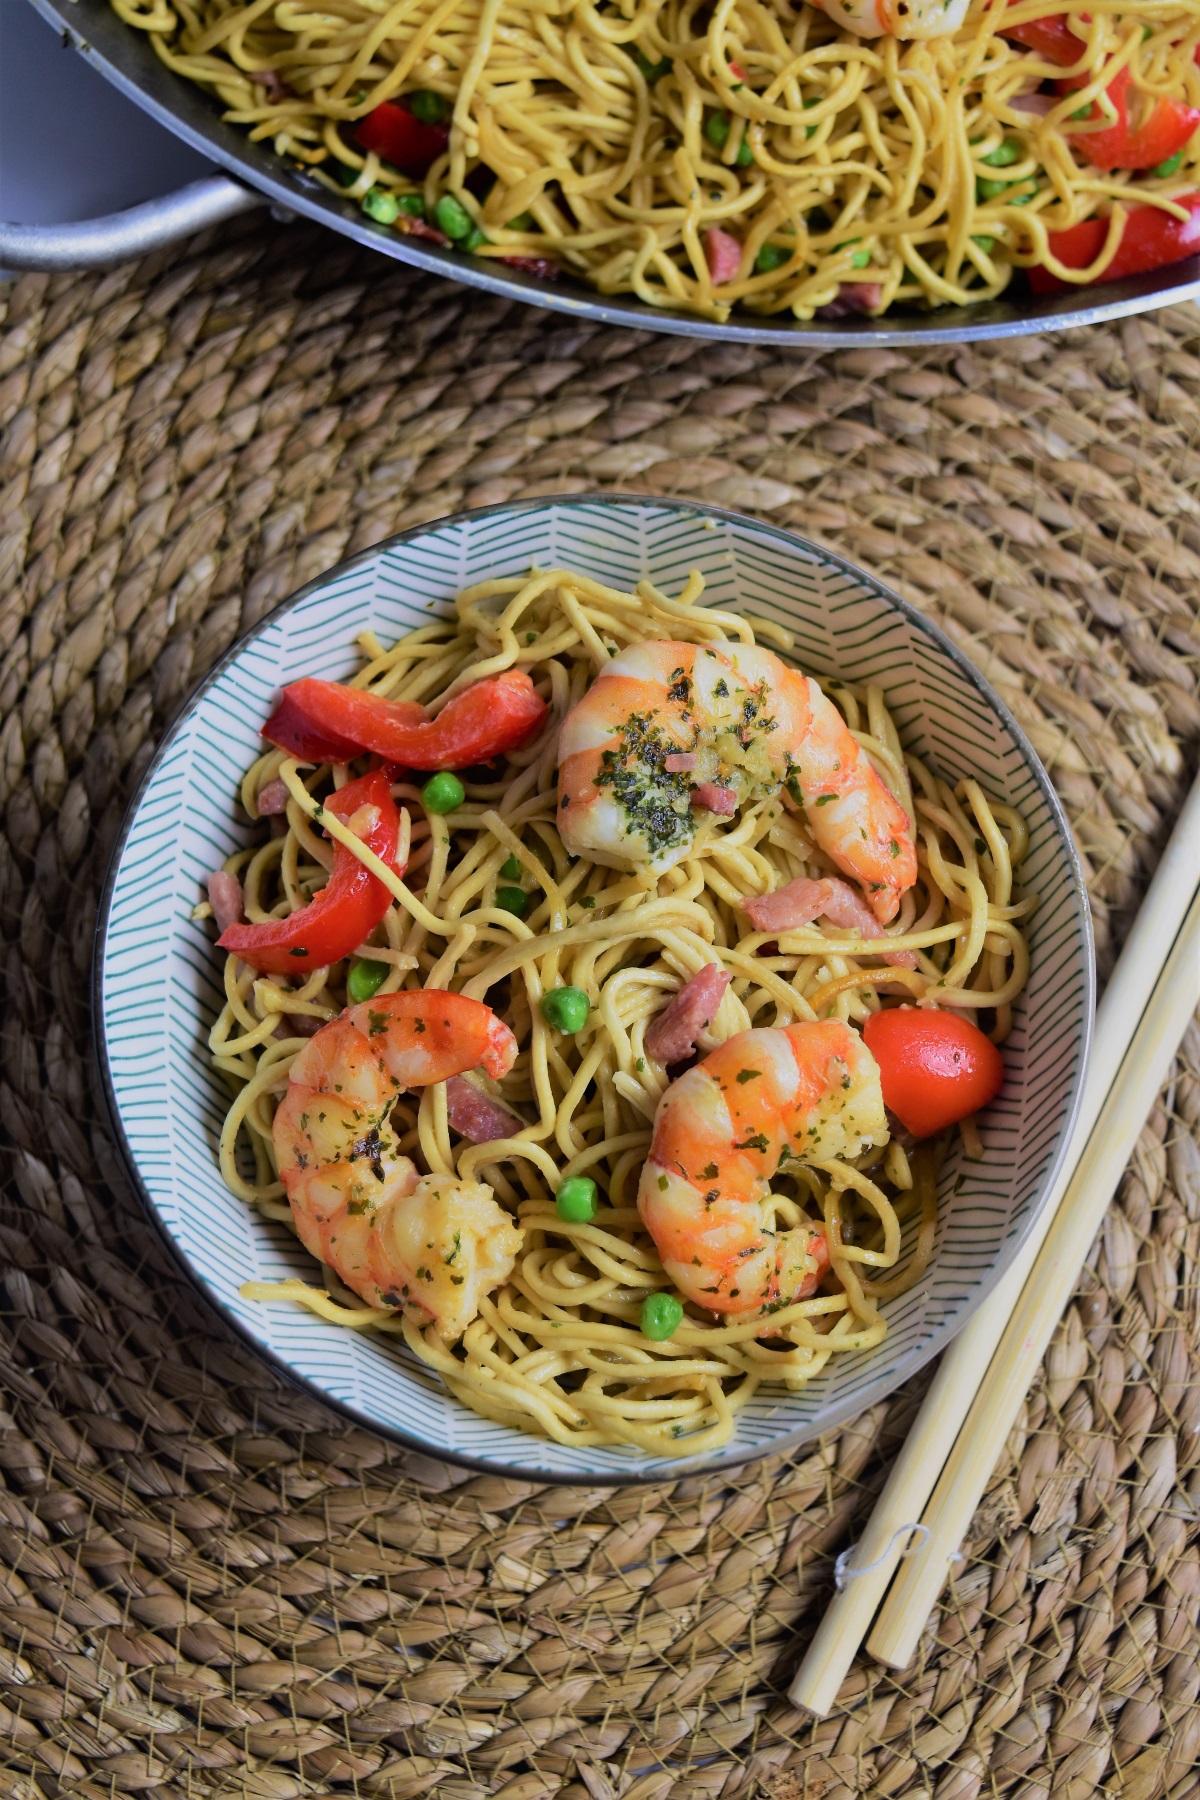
[204,568,1033,1455]
[111,0,1200,320]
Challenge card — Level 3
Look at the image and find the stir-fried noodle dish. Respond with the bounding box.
[201,568,1032,1454]
[114,0,1200,320]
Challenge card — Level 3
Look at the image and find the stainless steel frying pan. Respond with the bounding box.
[7,0,1200,345]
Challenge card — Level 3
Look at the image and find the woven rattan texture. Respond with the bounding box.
[1,221,1199,1800]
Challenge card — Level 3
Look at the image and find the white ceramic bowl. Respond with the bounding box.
[95,496,1094,1482]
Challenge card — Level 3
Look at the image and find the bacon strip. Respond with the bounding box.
[645,964,732,1066]
[664,752,698,773]
[693,783,737,816]
[499,255,560,280]
[815,281,883,319]
[207,870,244,934]
[256,777,290,816]
[279,1012,325,1039]
[705,227,742,284]
[252,70,289,102]
[399,217,450,247]
[446,1075,523,1143]
[739,876,918,968]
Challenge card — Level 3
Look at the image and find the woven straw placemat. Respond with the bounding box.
[1,218,1199,1800]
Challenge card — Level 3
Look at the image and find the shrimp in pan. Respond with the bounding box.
[637,1021,886,1323]
[273,991,523,1339]
[557,640,916,923]
[810,0,971,38]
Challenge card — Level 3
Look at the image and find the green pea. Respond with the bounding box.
[1070,104,1092,122]
[555,1176,598,1222]
[397,193,427,218]
[982,139,1020,168]
[634,49,672,82]
[421,771,465,814]
[850,249,870,269]
[507,211,536,231]
[972,235,996,253]
[462,226,488,253]
[755,241,791,273]
[500,853,523,879]
[706,111,752,163]
[408,89,448,124]
[705,111,732,149]
[495,886,528,916]
[540,986,590,1034]
[361,187,401,225]
[640,1292,684,1341]
[976,176,1011,202]
[1154,151,1185,178]
[434,194,474,240]
[347,957,389,1003]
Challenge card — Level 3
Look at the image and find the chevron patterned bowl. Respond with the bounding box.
[95,496,1094,1481]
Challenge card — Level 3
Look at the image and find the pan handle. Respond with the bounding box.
[0,173,265,272]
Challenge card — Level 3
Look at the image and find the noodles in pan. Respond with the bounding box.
[110,0,1200,320]
[202,569,1033,1454]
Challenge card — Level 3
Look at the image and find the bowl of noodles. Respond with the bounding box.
[95,495,1093,1481]
[42,0,1200,337]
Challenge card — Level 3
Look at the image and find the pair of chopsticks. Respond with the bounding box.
[789,764,1200,1716]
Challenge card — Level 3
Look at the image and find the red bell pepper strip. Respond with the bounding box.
[1000,13,1082,65]
[218,771,402,974]
[263,670,548,770]
[263,685,426,764]
[355,101,449,179]
[1029,192,1200,291]
[1059,64,1200,170]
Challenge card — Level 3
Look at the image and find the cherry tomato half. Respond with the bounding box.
[862,1007,1003,1139]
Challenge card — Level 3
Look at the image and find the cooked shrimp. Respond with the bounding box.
[273,991,523,1339]
[811,0,971,38]
[557,639,916,923]
[637,1020,886,1323]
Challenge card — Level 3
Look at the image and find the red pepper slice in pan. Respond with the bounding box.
[218,771,402,975]
[263,670,548,770]
[1002,13,1200,167]
[1001,12,1083,65]
[1029,191,1200,291]
[354,101,449,179]
[1059,64,1200,170]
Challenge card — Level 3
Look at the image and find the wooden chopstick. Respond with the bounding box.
[788,763,1200,1716]
[870,871,1200,1667]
